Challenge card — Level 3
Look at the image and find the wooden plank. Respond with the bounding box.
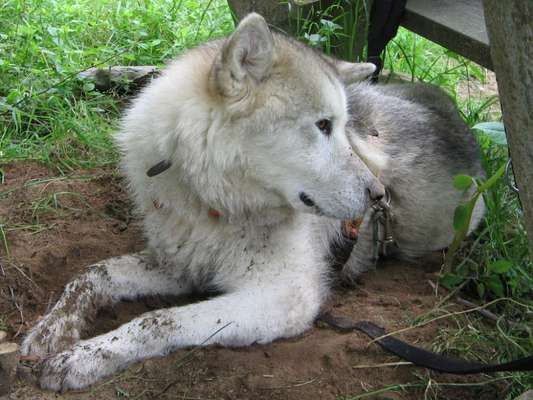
[226,0,494,68]
[483,0,533,256]
[402,0,493,70]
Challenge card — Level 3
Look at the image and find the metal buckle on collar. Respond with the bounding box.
[371,189,395,261]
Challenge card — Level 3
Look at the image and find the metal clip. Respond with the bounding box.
[371,189,396,259]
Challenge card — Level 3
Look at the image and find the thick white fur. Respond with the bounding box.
[22,14,384,391]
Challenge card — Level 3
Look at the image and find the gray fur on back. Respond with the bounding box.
[348,82,482,175]
[341,82,485,279]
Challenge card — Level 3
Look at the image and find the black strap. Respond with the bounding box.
[318,312,533,374]
[367,0,407,82]
[146,160,172,177]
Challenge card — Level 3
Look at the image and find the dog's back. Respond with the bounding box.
[341,82,485,278]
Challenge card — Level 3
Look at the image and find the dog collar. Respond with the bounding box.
[208,208,221,218]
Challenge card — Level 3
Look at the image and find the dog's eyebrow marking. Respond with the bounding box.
[146,160,172,177]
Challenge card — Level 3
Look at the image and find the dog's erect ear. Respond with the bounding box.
[212,13,274,98]
[335,61,376,85]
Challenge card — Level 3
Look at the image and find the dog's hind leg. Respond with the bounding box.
[38,275,323,391]
[21,252,189,357]
[341,210,378,283]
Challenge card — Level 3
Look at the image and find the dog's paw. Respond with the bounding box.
[21,314,82,358]
[340,259,372,286]
[39,342,121,391]
[339,267,362,287]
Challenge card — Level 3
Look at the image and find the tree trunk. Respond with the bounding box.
[483,1,533,256]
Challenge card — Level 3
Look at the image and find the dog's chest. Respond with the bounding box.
[149,212,323,290]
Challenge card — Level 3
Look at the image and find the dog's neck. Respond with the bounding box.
[191,187,296,228]
[149,172,295,229]
[205,204,295,228]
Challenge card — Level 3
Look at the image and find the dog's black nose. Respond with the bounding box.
[367,181,385,202]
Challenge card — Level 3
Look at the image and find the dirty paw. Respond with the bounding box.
[39,343,120,391]
[21,315,82,358]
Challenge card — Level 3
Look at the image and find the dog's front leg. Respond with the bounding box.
[39,278,323,391]
[22,252,189,357]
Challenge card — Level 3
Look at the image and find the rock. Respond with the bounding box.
[515,390,533,400]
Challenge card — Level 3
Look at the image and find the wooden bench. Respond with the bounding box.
[402,0,492,70]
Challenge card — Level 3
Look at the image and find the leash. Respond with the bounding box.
[317,312,533,374]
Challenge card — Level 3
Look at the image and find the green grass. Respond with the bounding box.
[0,1,531,398]
[381,30,533,400]
[380,27,532,400]
[384,28,501,124]
[0,314,7,331]
[0,0,233,169]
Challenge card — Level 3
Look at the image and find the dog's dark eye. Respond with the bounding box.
[316,119,332,136]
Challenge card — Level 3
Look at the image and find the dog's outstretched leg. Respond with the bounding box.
[38,275,322,391]
[21,252,188,357]
[341,210,378,283]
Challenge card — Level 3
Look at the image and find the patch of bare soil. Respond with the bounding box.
[0,162,502,400]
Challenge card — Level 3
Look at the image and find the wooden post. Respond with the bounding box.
[226,0,291,32]
[483,1,533,255]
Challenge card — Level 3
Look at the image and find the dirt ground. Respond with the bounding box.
[0,162,503,400]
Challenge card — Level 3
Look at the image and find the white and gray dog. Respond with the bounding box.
[21,13,484,391]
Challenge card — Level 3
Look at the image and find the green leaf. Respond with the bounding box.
[439,273,464,289]
[485,275,505,298]
[320,19,341,31]
[473,121,504,131]
[82,82,95,92]
[473,122,507,145]
[46,26,59,37]
[488,259,513,274]
[453,174,473,190]
[477,162,506,193]
[6,90,20,104]
[476,282,486,298]
[453,204,470,232]
[305,33,326,45]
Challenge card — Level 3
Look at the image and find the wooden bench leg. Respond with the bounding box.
[483,0,533,255]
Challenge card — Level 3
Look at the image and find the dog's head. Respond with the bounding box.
[207,13,384,220]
